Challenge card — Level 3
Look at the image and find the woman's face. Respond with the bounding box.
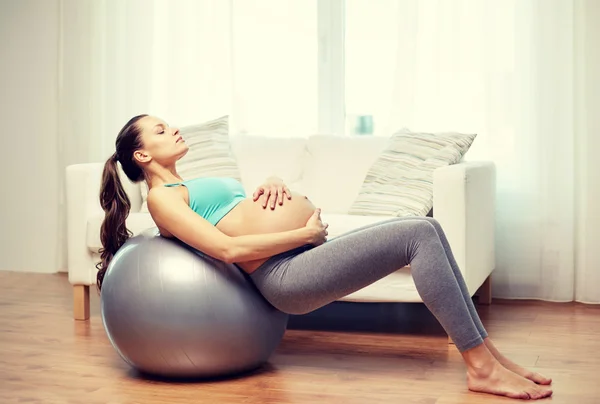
[134,116,188,165]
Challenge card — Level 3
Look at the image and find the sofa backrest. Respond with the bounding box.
[129,132,471,215]
[230,134,389,213]
[230,135,309,196]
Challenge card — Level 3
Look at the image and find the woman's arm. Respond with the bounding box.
[225,227,311,263]
[147,187,324,264]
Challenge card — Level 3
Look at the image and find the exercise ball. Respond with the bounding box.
[100,228,288,379]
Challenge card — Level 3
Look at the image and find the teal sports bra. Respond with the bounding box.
[164,177,246,225]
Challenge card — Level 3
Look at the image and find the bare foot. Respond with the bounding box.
[467,360,553,400]
[484,339,552,385]
[497,356,552,386]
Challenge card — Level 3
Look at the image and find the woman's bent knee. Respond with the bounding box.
[420,216,440,227]
[411,219,438,236]
[417,216,444,234]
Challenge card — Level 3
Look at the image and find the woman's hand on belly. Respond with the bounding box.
[225,193,322,273]
[216,192,317,237]
[244,192,317,235]
[252,176,292,210]
[304,208,329,246]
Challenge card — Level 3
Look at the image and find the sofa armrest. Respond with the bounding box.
[66,163,104,285]
[433,161,496,295]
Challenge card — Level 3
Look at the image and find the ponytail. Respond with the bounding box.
[96,153,133,290]
[96,113,147,290]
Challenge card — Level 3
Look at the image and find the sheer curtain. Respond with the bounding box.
[345,0,598,302]
[59,0,232,161]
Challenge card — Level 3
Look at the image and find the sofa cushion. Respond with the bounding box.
[320,212,401,239]
[349,129,476,217]
[302,135,389,214]
[339,268,421,303]
[230,135,308,196]
[176,115,242,180]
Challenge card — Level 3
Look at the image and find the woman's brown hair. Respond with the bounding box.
[96,114,148,290]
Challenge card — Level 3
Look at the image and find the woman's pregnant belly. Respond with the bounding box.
[215,192,316,273]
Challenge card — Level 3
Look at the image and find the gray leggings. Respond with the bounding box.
[249,216,488,352]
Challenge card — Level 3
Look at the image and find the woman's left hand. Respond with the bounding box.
[253,176,292,209]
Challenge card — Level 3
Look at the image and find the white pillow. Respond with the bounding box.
[349,129,476,217]
[139,115,241,212]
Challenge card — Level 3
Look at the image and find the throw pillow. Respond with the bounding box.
[348,129,476,217]
[139,115,241,212]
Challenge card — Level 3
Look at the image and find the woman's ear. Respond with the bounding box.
[133,149,151,164]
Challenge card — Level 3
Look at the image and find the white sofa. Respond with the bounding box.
[66,134,496,320]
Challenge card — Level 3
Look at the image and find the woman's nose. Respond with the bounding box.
[172,128,180,136]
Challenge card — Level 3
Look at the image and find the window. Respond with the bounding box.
[232,1,495,137]
[344,0,402,136]
[232,1,318,136]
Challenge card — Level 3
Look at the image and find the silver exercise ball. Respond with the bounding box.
[100,228,288,378]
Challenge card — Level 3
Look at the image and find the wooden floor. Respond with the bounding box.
[1,272,599,404]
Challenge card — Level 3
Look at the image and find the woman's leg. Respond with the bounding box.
[409,217,488,335]
[326,216,551,385]
[251,219,552,399]
[328,216,488,339]
[415,217,551,385]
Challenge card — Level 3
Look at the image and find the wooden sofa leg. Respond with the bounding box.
[476,274,492,305]
[73,285,90,321]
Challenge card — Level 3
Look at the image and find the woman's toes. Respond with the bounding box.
[533,385,553,399]
[536,373,552,385]
[528,371,552,385]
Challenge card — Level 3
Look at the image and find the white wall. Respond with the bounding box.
[0,0,60,273]
[575,0,600,302]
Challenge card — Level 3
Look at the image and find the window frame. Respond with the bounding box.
[317,0,346,136]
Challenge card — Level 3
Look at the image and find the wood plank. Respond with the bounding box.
[0,271,598,403]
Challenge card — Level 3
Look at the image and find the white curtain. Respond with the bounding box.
[345,0,598,302]
[58,0,599,303]
[60,0,232,161]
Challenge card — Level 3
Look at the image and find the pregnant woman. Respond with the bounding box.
[98,115,552,400]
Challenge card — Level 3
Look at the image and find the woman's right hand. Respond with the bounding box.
[305,208,329,246]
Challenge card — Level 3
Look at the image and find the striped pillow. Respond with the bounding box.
[348,129,476,217]
[139,115,241,212]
